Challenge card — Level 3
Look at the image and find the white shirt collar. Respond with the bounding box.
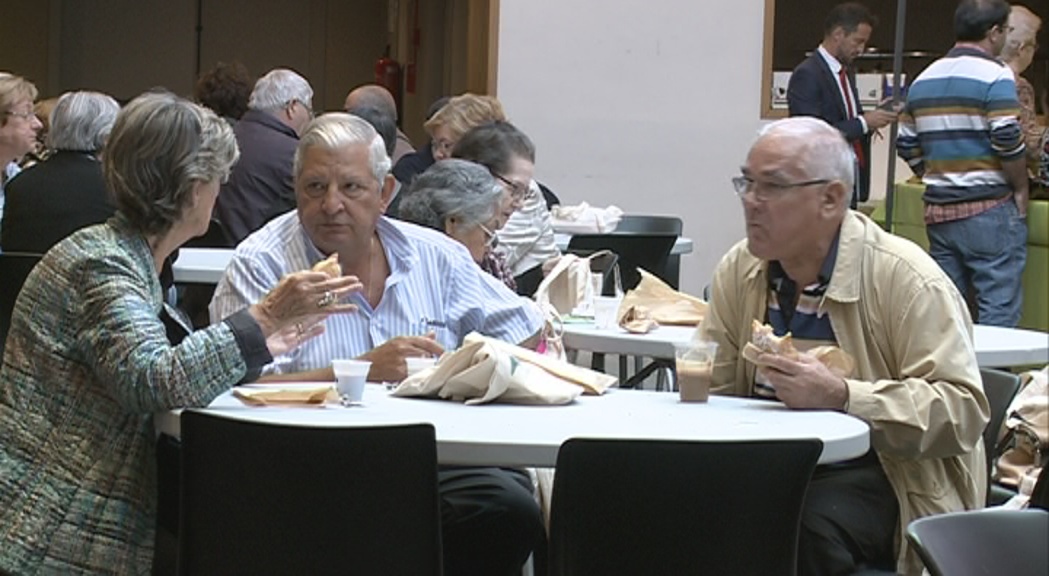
[817,45,844,75]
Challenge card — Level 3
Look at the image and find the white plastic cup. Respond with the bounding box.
[405,356,436,376]
[332,359,372,404]
[593,296,622,330]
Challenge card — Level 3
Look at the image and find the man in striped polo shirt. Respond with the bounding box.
[702,117,987,575]
[897,0,1028,327]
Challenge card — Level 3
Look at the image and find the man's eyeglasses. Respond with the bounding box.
[478,222,499,249]
[492,172,531,201]
[731,175,830,202]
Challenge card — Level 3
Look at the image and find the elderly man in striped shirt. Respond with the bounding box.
[211,112,544,576]
[897,0,1028,327]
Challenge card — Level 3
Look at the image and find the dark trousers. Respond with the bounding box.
[798,456,899,576]
[439,467,544,576]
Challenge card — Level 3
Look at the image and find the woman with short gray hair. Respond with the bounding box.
[0,92,362,574]
[0,91,122,252]
[399,158,517,288]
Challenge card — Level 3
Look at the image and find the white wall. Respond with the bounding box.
[497,0,768,297]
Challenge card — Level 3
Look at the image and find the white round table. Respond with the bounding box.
[156,384,870,466]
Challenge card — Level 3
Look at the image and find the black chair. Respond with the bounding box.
[1030,464,1049,511]
[179,412,443,575]
[567,233,676,291]
[549,438,822,576]
[614,215,683,235]
[980,368,1022,505]
[0,252,43,355]
[567,234,677,389]
[906,508,1049,576]
[612,215,684,289]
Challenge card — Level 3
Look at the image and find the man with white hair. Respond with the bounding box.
[211,113,544,576]
[214,68,315,245]
[1,91,119,252]
[700,116,989,575]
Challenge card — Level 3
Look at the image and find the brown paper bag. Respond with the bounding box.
[392,332,616,404]
[232,385,338,406]
[619,269,707,326]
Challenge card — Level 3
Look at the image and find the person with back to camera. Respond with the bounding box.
[0,92,360,574]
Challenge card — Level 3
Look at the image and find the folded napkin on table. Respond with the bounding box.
[392,332,616,405]
[232,384,337,406]
[620,269,708,326]
[550,202,624,234]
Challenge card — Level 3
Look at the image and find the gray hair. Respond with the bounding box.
[294,112,391,184]
[248,68,313,113]
[398,159,503,232]
[47,91,120,152]
[757,117,855,205]
[104,91,239,236]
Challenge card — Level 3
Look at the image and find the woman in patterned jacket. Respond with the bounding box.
[0,92,360,574]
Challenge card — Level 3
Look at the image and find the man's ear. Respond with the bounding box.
[380,174,396,209]
[822,180,849,215]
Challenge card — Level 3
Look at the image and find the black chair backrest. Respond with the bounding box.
[179,412,443,575]
[906,508,1049,576]
[1031,464,1049,511]
[184,219,233,249]
[980,368,1022,499]
[567,233,676,291]
[0,252,44,354]
[614,215,683,235]
[549,438,823,576]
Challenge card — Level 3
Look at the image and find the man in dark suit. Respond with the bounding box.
[787,2,899,206]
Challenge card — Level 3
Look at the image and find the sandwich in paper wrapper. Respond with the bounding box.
[741,320,855,377]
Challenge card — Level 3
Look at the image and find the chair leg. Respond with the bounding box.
[618,355,629,387]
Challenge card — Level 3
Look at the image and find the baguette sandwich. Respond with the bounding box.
[741,320,855,377]
[312,253,341,278]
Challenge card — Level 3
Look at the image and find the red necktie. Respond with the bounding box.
[838,67,866,168]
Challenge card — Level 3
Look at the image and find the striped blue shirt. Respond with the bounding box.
[210,212,543,374]
[897,46,1024,204]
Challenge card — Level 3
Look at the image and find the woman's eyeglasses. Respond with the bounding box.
[492,172,531,201]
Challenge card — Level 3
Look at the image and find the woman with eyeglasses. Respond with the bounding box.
[397,158,517,289]
[0,72,44,246]
[452,121,561,296]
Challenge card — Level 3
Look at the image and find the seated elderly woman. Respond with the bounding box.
[0,72,44,244]
[397,158,512,286]
[452,121,560,295]
[1,91,121,253]
[0,92,360,574]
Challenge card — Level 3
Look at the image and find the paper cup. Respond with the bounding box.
[593,296,622,330]
[332,359,372,404]
[405,356,436,376]
[674,341,717,403]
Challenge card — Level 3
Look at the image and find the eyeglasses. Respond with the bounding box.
[731,175,830,202]
[492,172,531,201]
[433,138,456,155]
[4,109,36,122]
[478,222,499,249]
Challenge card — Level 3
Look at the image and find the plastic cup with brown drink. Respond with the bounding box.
[674,341,718,403]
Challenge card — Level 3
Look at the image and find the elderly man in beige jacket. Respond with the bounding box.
[700,116,988,576]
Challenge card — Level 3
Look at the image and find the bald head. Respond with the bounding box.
[755,117,855,206]
[344,84,397,120]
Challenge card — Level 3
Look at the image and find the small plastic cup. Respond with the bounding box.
[674,341,718,403]
[405,356,436,376]
[332,359,372,404]
[593,296,622,330]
